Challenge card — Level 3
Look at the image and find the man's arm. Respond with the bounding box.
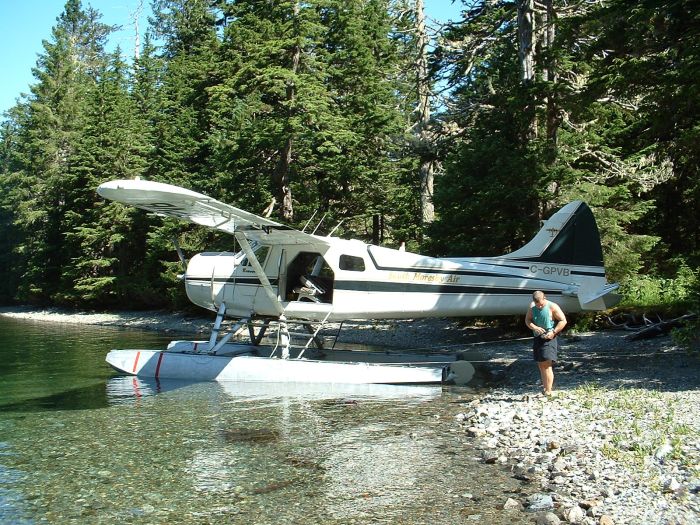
[551,303,567,336]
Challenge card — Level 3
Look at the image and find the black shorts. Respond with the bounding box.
[533,336,558,362]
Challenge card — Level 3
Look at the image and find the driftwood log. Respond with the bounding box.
[608,313,698,341]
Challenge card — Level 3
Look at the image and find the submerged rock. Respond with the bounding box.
[220,428,280,444]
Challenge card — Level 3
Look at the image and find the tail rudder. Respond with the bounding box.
[503,201,620,310]
[502,201,604,266]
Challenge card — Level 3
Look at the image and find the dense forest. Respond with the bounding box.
[0,0,697,318]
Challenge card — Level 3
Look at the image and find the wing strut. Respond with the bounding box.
[234,232,290,358]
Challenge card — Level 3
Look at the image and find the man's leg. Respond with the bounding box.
[537,360,554,394]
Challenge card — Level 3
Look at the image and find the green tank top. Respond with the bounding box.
[531,302,554,335]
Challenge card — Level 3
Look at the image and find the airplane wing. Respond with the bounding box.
[97,179,329,247]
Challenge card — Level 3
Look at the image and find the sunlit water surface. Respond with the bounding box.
[0,316,532,524]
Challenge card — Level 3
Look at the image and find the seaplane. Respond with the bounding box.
[97,179,620,386]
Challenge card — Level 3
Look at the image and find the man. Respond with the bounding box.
[525,290,567,396]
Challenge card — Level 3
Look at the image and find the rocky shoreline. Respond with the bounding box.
[455,332,700,525]
[1,306,698,524]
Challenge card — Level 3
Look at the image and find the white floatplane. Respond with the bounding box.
[97,179,620,385]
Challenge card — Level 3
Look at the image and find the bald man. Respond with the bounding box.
[525,291,567,396]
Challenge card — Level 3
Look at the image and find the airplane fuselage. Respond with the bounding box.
[184,237,609,322]
[96,179,619,325]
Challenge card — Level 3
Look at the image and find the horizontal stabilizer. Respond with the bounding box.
[579,283,621,310]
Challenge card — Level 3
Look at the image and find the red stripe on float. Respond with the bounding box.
[155,352,165,379]
[132,377,142,398]
[132,351,141,373]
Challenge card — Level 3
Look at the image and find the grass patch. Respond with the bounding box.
[572,384,697,481]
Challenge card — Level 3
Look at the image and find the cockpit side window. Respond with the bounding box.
[241,245,270,270]
[339,254,365,272]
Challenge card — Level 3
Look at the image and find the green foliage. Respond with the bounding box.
[672,283,700,353]
[620,266,698,309]
[0,0,698,315]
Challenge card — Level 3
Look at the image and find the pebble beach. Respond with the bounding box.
[0,306,698,525]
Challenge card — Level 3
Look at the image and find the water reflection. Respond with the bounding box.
[105,376,444,404]
[0,382,110,413]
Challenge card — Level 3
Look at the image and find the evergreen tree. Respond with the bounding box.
[316,0,408,242]
[146,0,222,305]
[428,1,662,281]
[209,0,409,245]
[58,49,157,306]
[2,0,112,303]
[583,0,700,269]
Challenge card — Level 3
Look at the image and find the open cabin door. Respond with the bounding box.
[285,251,334,304]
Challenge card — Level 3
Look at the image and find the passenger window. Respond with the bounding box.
[339,254,365,272]
[242,245,270,270]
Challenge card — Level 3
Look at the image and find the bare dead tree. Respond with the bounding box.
[415,0,435,226]
[271,0,300,221]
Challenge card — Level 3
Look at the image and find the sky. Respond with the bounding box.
[0,1,462,116]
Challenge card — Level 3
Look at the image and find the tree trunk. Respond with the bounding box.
[542,0,558,146]
[518,0,538,140]
[517,0,536,85]
[273,135,294,221]
[272,1,300,221]
[415,0,434,226]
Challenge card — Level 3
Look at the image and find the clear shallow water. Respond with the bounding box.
[0,316,531,524]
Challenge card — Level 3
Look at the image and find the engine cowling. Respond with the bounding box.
[184,252,239,312]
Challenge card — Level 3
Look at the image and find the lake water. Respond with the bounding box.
[0,315,532,524]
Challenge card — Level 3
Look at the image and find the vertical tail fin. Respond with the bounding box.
[502,201,604,266]
[503,201,620,310]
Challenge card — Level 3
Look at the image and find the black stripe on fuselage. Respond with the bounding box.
[365,247,605,278]
[333,280,562,295]
[186,277,279,286]
[186,276,559,296]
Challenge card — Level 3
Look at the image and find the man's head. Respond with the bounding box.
[532,290,546,308]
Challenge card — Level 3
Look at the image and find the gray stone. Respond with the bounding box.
[503,497,523,510]
[688,477,700,494]
[527,493,554,511]
[663,476,681,493]
[535,512,561,525]
[654,442,673,460]
[560,505,585,524]
[551,458,568,474]
[467,426,486,437]
[481,451,499,464]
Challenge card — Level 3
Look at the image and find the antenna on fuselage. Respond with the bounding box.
[327,219,345,237]
[311,213,327,235]
[302,209,318,233]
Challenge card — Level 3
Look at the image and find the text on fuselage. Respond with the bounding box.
[529,265,570,276]
[387,271,461,284]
